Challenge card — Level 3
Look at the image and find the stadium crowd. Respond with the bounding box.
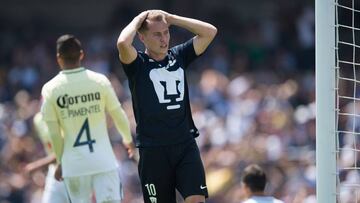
[0,1,328,203]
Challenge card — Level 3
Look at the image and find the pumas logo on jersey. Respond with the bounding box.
[57,92,101,108]
[149,67,184,110]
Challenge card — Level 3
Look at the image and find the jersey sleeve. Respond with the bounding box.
[121,52,142,79]
[102,76,122,112]
[33,112,52,154]
[172,38,199,68]
[41,85,57,122]
[45,120,63,163]
[108,106,132,144]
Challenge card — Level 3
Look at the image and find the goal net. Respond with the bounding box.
[335,0,360,202]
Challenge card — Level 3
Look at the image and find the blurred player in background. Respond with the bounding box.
[24,111,70,203]
[241,164,284,203]
[117,10,217,203]
[41,34,135,203]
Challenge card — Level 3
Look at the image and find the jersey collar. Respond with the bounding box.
[61,67,86,74]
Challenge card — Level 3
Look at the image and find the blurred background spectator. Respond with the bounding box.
[0,0,317,202]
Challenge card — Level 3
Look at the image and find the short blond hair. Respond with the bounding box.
[138,10,167,33]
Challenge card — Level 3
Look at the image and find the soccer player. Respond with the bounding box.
[41,34,135,203]
[117,10,217,203]
[24,111,70,203]
[241,164,284,203]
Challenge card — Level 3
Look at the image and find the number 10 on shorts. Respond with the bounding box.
[145,183,157,203]
[145,183,156,196]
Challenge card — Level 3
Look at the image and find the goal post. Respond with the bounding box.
[316,0,337,202]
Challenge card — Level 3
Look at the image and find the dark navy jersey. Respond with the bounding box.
[121,39,200,147]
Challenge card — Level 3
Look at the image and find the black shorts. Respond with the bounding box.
[138,138,208,203]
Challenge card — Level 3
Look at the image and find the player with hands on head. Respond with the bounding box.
[117,9,217,203]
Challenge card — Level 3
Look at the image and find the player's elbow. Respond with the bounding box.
[200,24,217,43]
[117,38,130,50]
[208,25,217,39]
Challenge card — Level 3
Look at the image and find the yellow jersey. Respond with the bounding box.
[41,67,122,177]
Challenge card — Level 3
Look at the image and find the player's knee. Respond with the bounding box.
[185,195,205,203]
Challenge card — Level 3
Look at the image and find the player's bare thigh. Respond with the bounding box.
[185,195,205,203]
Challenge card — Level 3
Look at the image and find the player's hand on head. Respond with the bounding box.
[151,9,169,16]
[137,11,149,21]
[150,9,172,24]
[135,11,149,29]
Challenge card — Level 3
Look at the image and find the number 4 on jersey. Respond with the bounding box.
[73,118,96,152]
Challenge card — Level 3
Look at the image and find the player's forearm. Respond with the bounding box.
[46,121,64,163]
[168,15,217,39]
[25,154,56,173]
[109,106,133,144]
[117,22,138,49]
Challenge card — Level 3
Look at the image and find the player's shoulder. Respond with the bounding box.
[41,74,63,96]
[135,51,149,63]
[43,74,60,87]
[84,69,111,86]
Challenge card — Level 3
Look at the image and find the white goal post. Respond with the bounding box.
[317,0,360,201]
[316,0,336,202]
